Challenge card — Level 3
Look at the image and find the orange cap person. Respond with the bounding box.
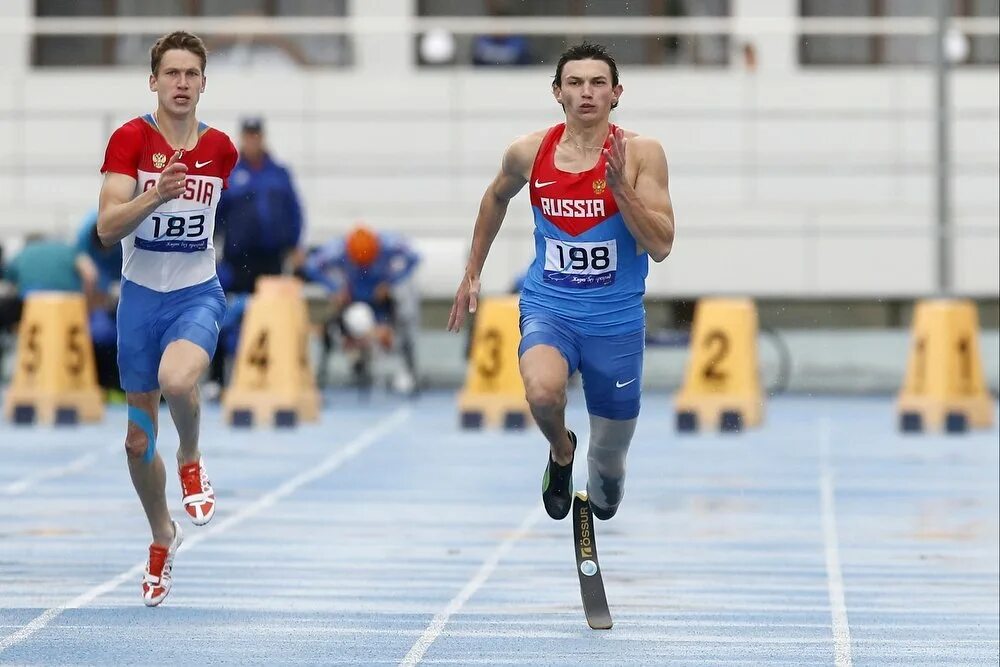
[345,224,380,267]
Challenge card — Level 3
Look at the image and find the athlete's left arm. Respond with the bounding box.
[606,132,674,262]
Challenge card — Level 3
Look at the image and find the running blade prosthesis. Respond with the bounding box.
[572,491,612,629]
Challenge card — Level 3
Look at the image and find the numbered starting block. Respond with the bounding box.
[897,299,994,434]
[3,292,104,425]
[674,298,764,433]
[457,296,531,430]
[222,277,320,428]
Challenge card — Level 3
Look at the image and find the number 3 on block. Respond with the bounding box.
[461,296,524,398]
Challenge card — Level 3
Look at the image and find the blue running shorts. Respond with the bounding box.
[117,277,227,393]
[518,309,644,420]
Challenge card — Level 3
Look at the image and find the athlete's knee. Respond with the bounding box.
[158,366,197,399]
[124,430,150,459]
[523,374,566,411]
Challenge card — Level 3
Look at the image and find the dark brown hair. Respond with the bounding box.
[150,31,207,75]
[552,42,620,109]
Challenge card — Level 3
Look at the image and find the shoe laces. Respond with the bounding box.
[146,544,168,580]
[179,462,205,496]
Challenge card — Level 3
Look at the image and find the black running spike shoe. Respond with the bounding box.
[542,430,577,520]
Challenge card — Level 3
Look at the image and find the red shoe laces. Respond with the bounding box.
[179,462,202,495]
[147,545,168,577]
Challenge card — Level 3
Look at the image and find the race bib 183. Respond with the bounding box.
[133,212,209,253]
[543,237,617,288]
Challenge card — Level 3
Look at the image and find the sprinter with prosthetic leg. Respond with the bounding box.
[447,42,674,628]
[449,42,674,523]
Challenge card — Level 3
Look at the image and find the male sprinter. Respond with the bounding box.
[98,31,238,606]
[448,43,674,522]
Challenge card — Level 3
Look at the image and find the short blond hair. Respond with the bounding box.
[150,31,207,75]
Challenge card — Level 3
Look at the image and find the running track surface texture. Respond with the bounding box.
[1,391,997,666]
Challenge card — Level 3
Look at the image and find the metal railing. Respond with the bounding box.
[9,15,999,37]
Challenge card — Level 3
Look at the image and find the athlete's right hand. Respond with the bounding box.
[155,150,188,202]
[447,273,480,332]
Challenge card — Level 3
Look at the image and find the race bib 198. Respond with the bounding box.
[543,237,617,288]
[134,212,209,253]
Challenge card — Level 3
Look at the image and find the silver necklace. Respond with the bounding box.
[564,129,606,152]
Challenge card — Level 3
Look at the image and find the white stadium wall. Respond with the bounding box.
[0,0,997,299]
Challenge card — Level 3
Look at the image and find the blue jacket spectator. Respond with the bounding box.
[216,117,304,294]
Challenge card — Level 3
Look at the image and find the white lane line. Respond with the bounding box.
[1,445,120,496]
[399,504,546,667]
[0,407,411,654]
[819,416,853,667]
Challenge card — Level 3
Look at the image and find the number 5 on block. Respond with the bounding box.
[3,292,104,425]
[457,295,531,430]
[674,298,764,433]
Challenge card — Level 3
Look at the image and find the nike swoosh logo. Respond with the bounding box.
[534,179,557,188]
[615,378,637,388]
[195,160,212,168]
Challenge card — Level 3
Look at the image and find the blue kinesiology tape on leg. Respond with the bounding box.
[128,405,157,464]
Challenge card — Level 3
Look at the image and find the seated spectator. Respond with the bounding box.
[304,224,421,394]
[3,233,94,297]
[0,232,99,384]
